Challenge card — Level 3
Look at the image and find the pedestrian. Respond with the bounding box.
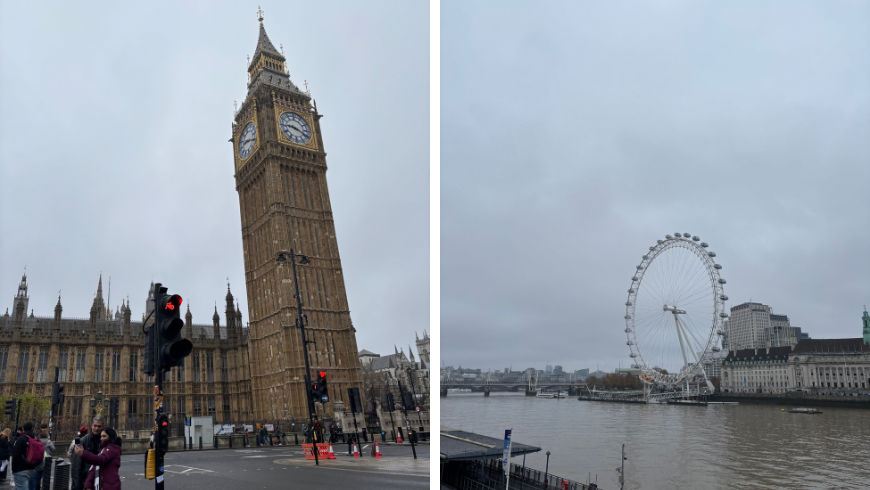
[10,428,23,448]
[70,416,103,490]
[0,429,12,483]
[74,426,122,490]
[243,428,249,448]
[67,427,89,460]
[11,422,38,490]
[259,425,267,446]
[30,430,54,490]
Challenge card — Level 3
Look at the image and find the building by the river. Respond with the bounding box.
[720,307,870,394]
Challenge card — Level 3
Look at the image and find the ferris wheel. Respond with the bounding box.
[624,233,728,387]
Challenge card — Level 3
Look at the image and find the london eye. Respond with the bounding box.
[624,233,727,390]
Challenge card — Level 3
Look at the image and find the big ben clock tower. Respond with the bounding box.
[232,9,363,421]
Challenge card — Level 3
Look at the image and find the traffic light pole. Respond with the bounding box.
[287,250,319,466]
[406,368,424,427]
[153,284,165,490]
[397,380,417,459]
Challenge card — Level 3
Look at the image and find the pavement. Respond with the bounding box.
[0,442,430,490]
[122,443,429,490]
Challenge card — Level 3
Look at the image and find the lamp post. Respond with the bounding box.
[544,450,551,487]
[276,250,319,466]
[89,391,110,415]
[405,367,425,427]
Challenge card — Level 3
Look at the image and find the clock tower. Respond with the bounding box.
[231,10,363,421]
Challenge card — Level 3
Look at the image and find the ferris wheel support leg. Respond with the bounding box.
[673,315,690,372]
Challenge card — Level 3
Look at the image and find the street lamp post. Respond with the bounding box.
[276,250,319,466]
[405,367,425,428]
[544,450,551,487]
[89,391,110,415]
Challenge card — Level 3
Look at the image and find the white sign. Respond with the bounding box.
[265,424,274,432]
[244,425,254,432]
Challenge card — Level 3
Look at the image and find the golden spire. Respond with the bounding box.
[304,80,309,92]
[257,5,264,23]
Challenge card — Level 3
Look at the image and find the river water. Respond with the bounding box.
[441,392,870,489]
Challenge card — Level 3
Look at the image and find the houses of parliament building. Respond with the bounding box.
[0,12,365,430]
[0,273,253,430]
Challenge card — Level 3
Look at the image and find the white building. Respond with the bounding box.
[721,339,870,394]
[727,302,772,351]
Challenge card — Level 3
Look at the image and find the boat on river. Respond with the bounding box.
[666,399,707,406]
[788,407,822,414]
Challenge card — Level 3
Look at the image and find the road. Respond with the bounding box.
[117,442,429,490]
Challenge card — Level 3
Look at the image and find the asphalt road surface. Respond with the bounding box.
[117,442,430,490]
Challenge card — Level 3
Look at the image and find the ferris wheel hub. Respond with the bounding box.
[662,305,686,314]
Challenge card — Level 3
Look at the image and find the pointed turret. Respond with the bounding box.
[92,274,106,320]
[184,303,193,339]
[244,8,301,98]
[213,305,220,326]
[408,345,415,362]
[13,269,30,320]
[54,293,62,322]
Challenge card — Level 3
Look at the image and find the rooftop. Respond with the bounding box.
[440,426,541,462]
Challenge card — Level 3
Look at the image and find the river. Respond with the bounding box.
[441,392,870,489]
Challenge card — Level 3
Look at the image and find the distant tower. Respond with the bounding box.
[13,272,29,321]
[415,330,430,368]
[862,306,870,346]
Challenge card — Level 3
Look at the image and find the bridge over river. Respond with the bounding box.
[441,379,587,397]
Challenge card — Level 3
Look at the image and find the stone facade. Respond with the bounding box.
[231,17,363,421]
[0,273,252,430]
[721,311,870,395]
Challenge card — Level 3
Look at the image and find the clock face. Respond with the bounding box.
[279,112,312,144]
[238,122,257,159]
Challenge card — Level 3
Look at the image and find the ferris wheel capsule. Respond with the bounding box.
[674,233,682,237]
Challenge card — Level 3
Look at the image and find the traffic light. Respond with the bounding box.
[347,387,363,414]
[156,413,170,456]
[403,391,415,410]
[386,393,396,412]
[4,399,15,419]
[313,371,328,403]
[51,383,65,406]
[110,398,119,425]
[155,288,193,370]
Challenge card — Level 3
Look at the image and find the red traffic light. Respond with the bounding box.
[163,294,182,312]
[161,421,168,427]
[319,371,326,377]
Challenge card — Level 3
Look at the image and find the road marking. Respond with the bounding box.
[163,465,214,474]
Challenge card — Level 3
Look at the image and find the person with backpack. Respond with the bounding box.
[29,430,54,490]
[11,422,43,490]
[73,427,122,490]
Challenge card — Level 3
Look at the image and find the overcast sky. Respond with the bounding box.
[442,1,870,372]
[0,1,429,358]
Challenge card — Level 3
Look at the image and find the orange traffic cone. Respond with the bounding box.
[327,443,336,460]
[373,440,383,458]
[352,442,361,458]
